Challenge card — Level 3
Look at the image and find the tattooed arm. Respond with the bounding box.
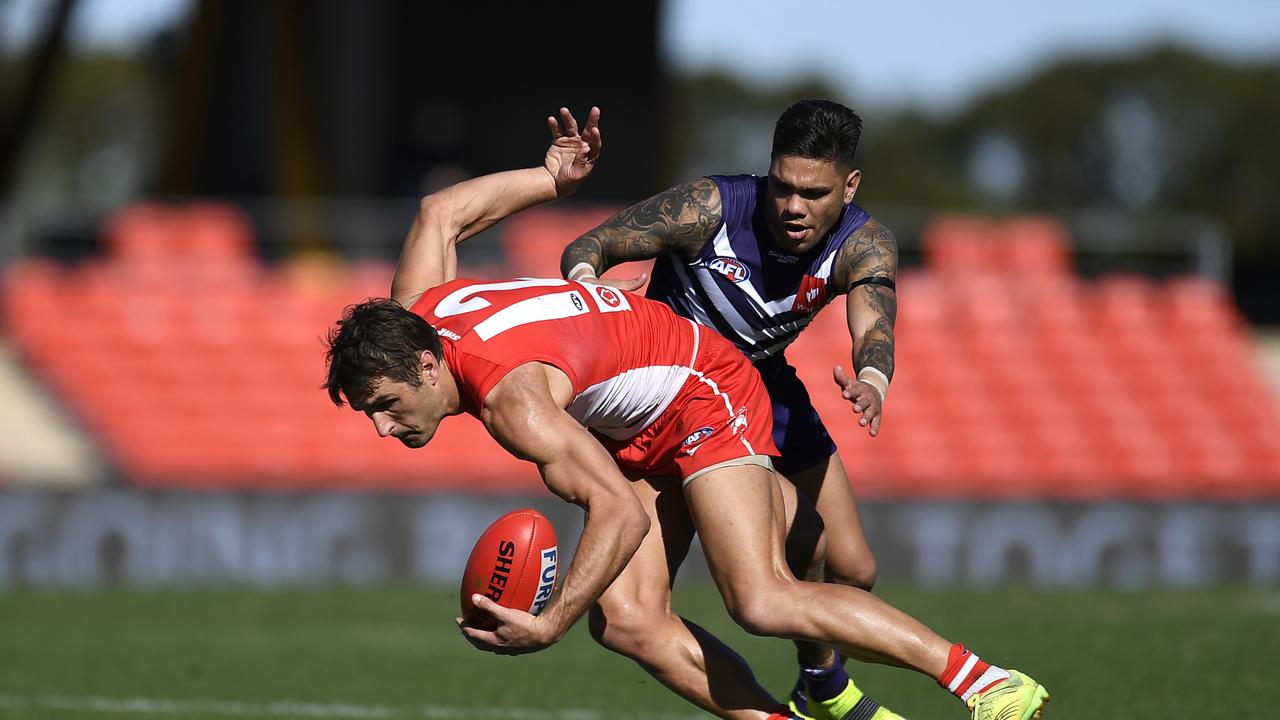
[558,178,722,287]
[830,218,898,437]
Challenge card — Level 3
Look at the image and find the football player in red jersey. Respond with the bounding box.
[323,108,1048,720]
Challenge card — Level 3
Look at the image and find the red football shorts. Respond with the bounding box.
[598,327,779,482]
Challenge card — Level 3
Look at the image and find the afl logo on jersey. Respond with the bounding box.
[706,256,750,283]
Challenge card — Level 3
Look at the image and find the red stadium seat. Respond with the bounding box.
[101,203,176,263]
[502,207,617,278]
[923,215,1072,279]
[922,216,999,275]
[1162,274,1240,331]
[997,216,1072,276]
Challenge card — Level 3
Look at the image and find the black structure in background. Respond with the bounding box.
[160,0,665,203]
[0,0,77,200]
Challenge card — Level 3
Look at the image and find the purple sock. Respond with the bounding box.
[801,652,849,702]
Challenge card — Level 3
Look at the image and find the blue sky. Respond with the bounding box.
[4,0,1279,112]
[0,0,194,52]
[663,0,1280,111]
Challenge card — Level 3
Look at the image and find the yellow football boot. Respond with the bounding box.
[965,670,1050,720]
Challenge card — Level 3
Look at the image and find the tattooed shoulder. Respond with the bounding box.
[574,177,722,266]
[659,178,723,258]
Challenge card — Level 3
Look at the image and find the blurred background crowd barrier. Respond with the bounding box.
[1,0,1278,588]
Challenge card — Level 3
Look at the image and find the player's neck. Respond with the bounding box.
[438,359,464,416]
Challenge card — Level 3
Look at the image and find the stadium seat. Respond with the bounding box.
[921,216,999,275]
[1162,274,1240,330]
[503,207,654,285]
[998,215,1072,276]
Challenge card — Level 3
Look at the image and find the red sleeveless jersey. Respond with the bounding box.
[411,277,777,478]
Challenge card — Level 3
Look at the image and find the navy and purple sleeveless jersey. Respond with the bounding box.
[646,174,870,365]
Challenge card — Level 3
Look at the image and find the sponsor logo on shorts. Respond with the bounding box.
[706,256,750,283]
[730,407,749,436]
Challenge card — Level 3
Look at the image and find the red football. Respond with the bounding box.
[460,509,559,627]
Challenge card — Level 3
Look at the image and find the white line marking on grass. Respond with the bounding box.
[0,693,705,720]
[0,695,393,718]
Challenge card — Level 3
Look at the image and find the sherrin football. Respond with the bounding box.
[460,509,558,627]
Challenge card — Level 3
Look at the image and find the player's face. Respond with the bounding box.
[356,375,444,449]
[765,155,861,254]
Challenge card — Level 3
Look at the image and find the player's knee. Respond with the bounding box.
[587,599,658,658]
[723,583,796,637]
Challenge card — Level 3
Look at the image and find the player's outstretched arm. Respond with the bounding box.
[832,218,898,437]
[559,177,722,288]
[391,106,602,308]
[458,362,649,655]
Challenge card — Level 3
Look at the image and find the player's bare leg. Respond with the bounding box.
[685,462,950,674]
[783,452,906,719]
[790,453,876,592]
[778,471,839,668]
[588,476,785,719]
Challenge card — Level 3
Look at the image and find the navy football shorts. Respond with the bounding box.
[759,358,837,477]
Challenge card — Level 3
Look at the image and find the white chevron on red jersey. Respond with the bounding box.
[410,277,701,441]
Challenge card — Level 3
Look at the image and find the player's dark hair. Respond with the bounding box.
[771,99,862,170]
[324,298,443,407]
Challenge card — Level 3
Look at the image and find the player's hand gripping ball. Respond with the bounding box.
[460,509,558,629]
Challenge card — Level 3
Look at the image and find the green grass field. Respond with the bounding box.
[1,584,1276,719]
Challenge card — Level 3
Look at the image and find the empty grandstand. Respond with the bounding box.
[4,203,1276,501]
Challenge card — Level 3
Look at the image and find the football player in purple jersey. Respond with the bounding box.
[560,99,901,720]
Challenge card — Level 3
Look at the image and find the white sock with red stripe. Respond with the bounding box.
[937,643,1010,703]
